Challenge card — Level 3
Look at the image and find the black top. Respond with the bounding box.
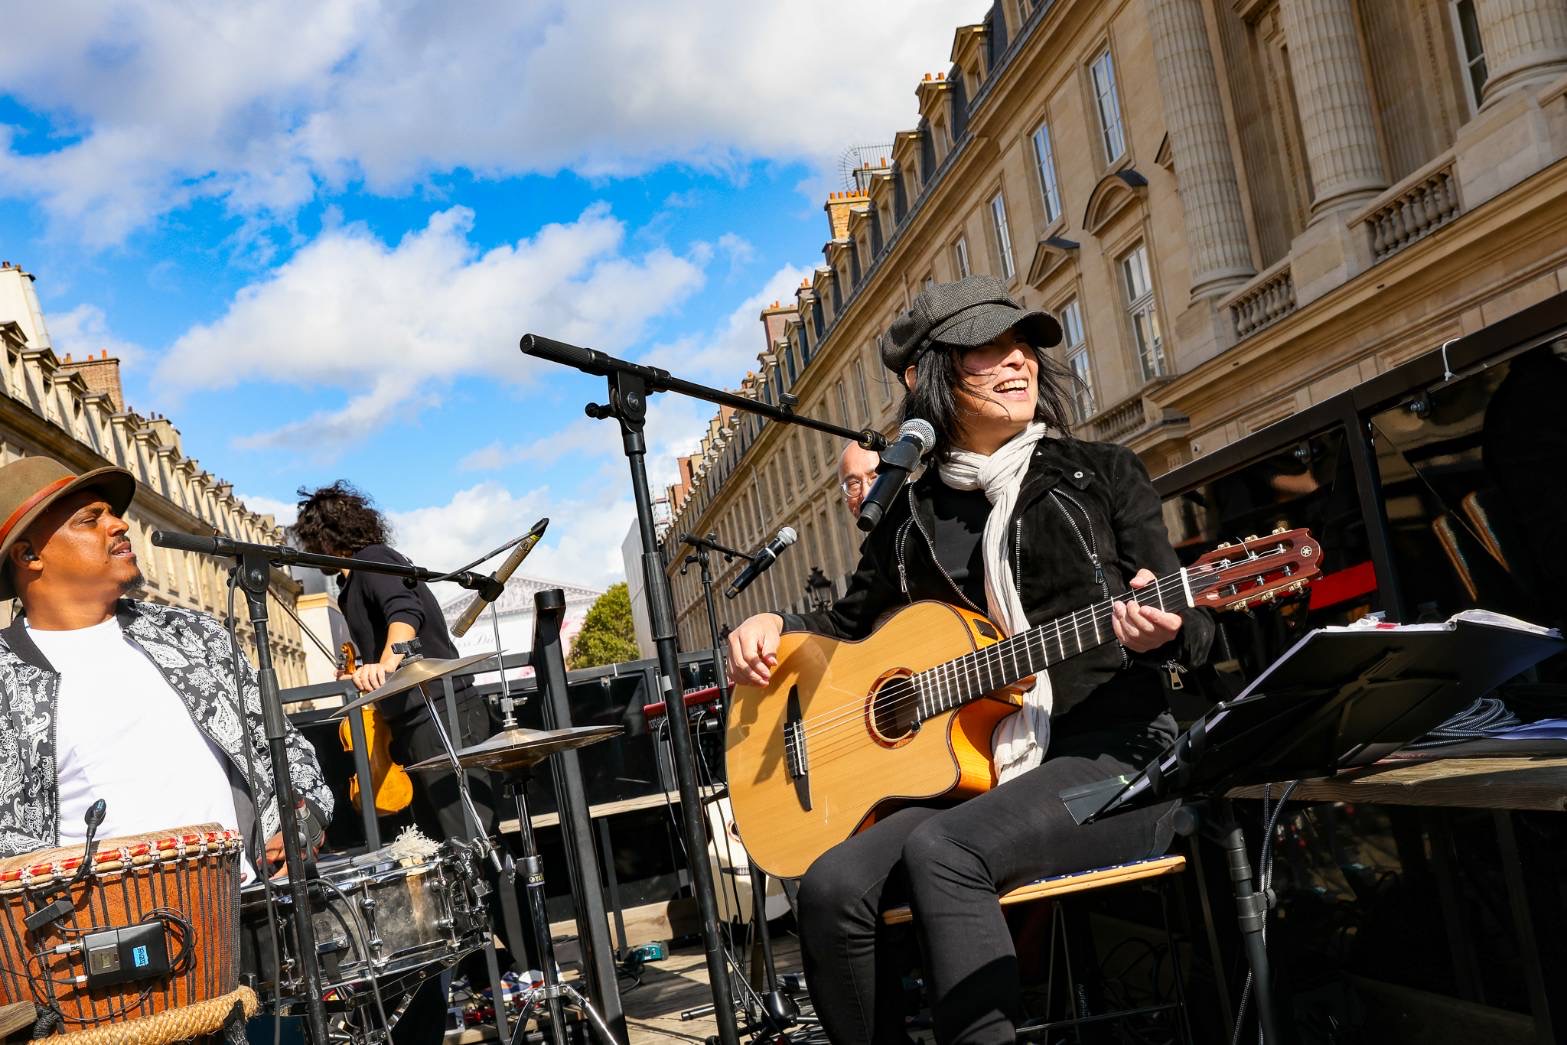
[336,543,462,723]
[927,480,990,613]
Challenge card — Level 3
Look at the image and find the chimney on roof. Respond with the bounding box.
[59,350,126,412]
[824,186,869,241]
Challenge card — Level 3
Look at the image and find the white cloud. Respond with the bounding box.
[156,203,706,451]
[0,1,991,240]
[48,303,146,369]
[387,481,632,591]
[236,493,299,528]
[643,263,810,380]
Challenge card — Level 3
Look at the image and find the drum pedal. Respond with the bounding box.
[81,923,171,988]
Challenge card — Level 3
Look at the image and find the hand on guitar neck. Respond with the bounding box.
[726,569,1181,688]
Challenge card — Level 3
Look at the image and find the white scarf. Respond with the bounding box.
[937,422,1052,782]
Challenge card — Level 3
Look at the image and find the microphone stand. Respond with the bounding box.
[150,530,502,1045]
[678,533,796,1041]
[521,334,884,1045]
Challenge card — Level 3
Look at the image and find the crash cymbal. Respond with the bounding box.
[338,652,501,716]
[406,725,625,773]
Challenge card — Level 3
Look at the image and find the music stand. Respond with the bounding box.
[1060,617,1564,1043]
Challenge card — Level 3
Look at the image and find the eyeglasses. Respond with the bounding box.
[840,477,871,498]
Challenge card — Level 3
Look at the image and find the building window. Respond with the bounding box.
[1032,120,1063,224]
[836,379,853,426]
[1059,298,1095,422]
[1090,49,1127,163]
[990,191,1016,281]
[1452,0,1488,109]
[854,359,871,420]
[953,236,972,278]
[784,344,798,384]
[1120,244,1166,380]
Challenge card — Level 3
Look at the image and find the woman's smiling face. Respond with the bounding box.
[952,326,1038,453]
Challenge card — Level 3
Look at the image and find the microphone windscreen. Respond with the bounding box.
[777,526,798,546]
[899,418,936,453]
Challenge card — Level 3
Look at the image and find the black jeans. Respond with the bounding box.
[796,725,1175,1044]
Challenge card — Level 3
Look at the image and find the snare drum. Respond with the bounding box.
[0,824,245,1034]
[240,841,487,1007]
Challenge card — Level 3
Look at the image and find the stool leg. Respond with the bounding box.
[1160,879,1195,1045]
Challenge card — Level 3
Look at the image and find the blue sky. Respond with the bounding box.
[0,1,988,588]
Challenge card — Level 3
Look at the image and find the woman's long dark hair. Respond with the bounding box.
[900,334,1077,460]
[293,480,392,555]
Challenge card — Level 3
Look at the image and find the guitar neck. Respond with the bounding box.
[913,567,1194,721]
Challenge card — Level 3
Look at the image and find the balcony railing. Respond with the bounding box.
[1224,261,1296,340]
[1355,153,1462,262]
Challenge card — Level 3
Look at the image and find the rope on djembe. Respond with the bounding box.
[53,987,257,1045]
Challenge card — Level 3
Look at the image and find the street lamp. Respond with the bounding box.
[805,566,834,611]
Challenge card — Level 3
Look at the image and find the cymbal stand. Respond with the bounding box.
[679,532,797,1040]
[395,643,503,876]
[500,765,620,1045]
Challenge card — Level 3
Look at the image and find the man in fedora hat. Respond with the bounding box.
[0,455,331,881]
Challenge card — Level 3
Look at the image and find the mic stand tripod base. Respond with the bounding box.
[501,767,618,1045]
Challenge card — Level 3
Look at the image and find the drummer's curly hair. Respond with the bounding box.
[293,480,392,556]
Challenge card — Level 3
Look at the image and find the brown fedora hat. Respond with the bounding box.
[0,457,137,600]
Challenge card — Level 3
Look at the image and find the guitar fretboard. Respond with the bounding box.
[910,566,1202,721]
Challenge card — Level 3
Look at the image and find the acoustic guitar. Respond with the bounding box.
[337,642,414,816]
[725,529,1320,879]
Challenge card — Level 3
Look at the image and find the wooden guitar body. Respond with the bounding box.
[725,601,1020,880]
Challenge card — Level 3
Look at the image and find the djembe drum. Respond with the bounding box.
[0,825,256,1043]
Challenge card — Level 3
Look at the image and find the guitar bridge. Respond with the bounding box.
[783,686,811,811]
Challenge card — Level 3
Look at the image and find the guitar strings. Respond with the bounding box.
[792,566,1199,748]
[787,547,1295,763]
[797,543,1296,742]
[787,573,1198,768]
[786,567,1211,766]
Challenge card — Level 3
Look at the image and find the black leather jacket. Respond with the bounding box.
[784,437,1214,742]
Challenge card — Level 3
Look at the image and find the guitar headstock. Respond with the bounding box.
[1187,528,1320,612]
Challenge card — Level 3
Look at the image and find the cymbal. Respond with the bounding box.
[406,725,625,773]
[338,652,501,716]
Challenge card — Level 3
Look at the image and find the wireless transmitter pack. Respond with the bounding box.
[81,922,173,988]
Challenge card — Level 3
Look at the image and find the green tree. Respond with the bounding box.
[567,582,640,669]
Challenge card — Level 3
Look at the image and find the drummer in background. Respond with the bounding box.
[294,481,504,1045]
[293,480,498,844]
[0,457,332,880]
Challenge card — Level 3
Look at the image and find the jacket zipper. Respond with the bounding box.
[1050,490,1128,667]
[905,485,987,615]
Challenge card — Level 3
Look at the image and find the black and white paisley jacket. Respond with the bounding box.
[0,599,332,860]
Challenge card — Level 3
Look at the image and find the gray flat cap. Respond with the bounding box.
[878,275,1063,374]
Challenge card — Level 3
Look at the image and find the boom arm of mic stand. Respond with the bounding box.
[522,333,888,451]
[152,530,502,597]
[678,532,753,562]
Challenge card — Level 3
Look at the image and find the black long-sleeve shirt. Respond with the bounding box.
[337,543,462,723]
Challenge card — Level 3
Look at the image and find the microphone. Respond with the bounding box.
[725,527,798,600]
[25,800,108,933]
[857,419,935,533]
[450,518,550,637]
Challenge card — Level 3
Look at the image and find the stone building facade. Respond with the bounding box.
[663,0,1567,650]
[0,261,309,685]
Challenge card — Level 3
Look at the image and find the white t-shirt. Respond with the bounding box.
[29,617,255,880]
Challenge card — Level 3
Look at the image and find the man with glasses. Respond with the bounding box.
[838,442,881,519]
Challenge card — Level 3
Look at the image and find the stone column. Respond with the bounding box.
[1147,0,1256,298]
[1475,0,1567,107]
[1280,0,1388,219]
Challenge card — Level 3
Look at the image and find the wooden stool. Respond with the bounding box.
[882,854,1193,1042]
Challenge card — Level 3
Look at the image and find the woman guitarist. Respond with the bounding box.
[727,275,1215,1044]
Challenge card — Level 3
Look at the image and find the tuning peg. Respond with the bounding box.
[1261,590,1277,602]
[1272,525,1288,535]
[1244,534,1259,542]
[1217,540,1233,549]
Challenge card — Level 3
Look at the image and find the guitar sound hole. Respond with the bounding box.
[868,673,921,746]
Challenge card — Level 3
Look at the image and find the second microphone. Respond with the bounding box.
[724,527,798,599]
